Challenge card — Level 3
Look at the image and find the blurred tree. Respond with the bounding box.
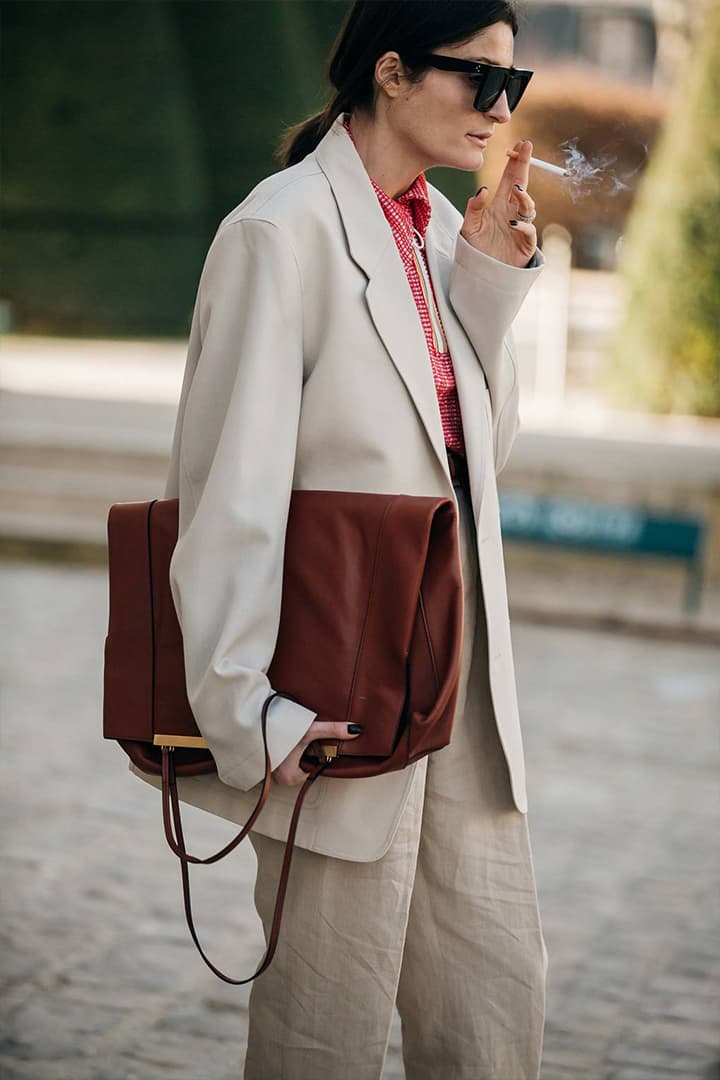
[607,0,720,416]
[1,0,209,335]
[0,0,477,337]
[170,0,329,227]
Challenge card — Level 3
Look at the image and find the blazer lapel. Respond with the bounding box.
[314,115,450,484]
[424,215,492,515]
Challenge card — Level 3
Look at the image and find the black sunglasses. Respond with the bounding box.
[420,54,533,113]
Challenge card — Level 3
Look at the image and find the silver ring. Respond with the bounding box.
[515,209,537,223]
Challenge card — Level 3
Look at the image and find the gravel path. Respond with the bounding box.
[1,558,718,1079]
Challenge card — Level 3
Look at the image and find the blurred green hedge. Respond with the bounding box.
[0,0,474,338]
[607,0,720,417]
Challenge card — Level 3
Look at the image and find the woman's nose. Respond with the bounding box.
[485,91,512,125]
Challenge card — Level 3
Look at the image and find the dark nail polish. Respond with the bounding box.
[347,723,363,734]
[509,219,518,226]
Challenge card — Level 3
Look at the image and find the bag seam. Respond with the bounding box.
[344,495,396,726]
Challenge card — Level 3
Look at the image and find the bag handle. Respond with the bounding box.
[160,691,329,984]
[160,691,281,864]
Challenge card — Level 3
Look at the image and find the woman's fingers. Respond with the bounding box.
[508,219,537,255]
[459,185,490,245]
[507,182,537,256]
[470,185,491,210]
[508,220,535,236]
[510,184,536,221]
[272,761,307,786]
[459,142,539,265]
[271,719,363,787]
[496,138,532,198]
[301,720,363,746]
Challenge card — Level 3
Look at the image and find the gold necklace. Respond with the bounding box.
[410,227,448,353]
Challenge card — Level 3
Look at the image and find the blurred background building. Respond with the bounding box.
[521,0,700,87]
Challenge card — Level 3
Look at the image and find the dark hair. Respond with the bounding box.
[275,0,519,168]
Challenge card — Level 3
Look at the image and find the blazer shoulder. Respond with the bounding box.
[218,156,334,237]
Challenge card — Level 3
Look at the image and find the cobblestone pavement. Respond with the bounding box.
[1,558,718,1080]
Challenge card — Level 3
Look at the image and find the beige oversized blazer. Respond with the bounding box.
[129,112,544,861]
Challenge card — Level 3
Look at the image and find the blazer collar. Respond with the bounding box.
[314,113,455,277]
[313,114,458,487]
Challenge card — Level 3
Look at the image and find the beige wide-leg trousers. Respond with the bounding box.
[244,478,548,1080]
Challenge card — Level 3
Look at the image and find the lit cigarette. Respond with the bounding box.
[506,149,569,177]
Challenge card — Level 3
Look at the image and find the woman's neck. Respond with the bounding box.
[345,111,425,200]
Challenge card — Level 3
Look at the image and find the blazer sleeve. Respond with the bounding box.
[167,216,317,791]
[448,231,544,475]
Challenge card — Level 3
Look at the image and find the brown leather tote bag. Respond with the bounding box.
[103,490,463,984]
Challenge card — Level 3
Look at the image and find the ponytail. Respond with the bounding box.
[274,97,348,170]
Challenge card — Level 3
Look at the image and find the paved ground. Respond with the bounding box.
[1,557,719,1080]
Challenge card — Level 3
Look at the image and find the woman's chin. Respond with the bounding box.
[462,145,485,168]
[461,149,485,171]
[433,148,485,172]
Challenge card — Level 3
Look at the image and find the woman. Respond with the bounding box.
[130,1,548,1076]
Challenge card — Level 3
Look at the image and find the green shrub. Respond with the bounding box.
[607,0,720,416]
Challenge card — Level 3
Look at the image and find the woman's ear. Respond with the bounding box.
[374,51,405,99]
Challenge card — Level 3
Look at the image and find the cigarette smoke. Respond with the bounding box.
[558,137,649,202]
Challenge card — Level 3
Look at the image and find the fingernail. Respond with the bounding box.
[509,220,518,226]
[347,723,363,734]
[514,183,524,191]
[474,186,488,196]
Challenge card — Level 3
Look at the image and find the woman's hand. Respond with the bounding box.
[460,139,537,268]
[272,720,362,786]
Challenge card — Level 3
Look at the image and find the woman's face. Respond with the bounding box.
[380,21,516,171]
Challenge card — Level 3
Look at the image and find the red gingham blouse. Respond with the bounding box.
[342,114,466,456]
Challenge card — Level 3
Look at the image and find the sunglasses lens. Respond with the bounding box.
[473,68,533,113]
[474,67,507,112]
[506,73,531,112]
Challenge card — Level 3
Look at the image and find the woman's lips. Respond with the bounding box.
[467,133,491,148]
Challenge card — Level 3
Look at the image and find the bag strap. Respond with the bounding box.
[160,691,280,865]
[160,691,329,984]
